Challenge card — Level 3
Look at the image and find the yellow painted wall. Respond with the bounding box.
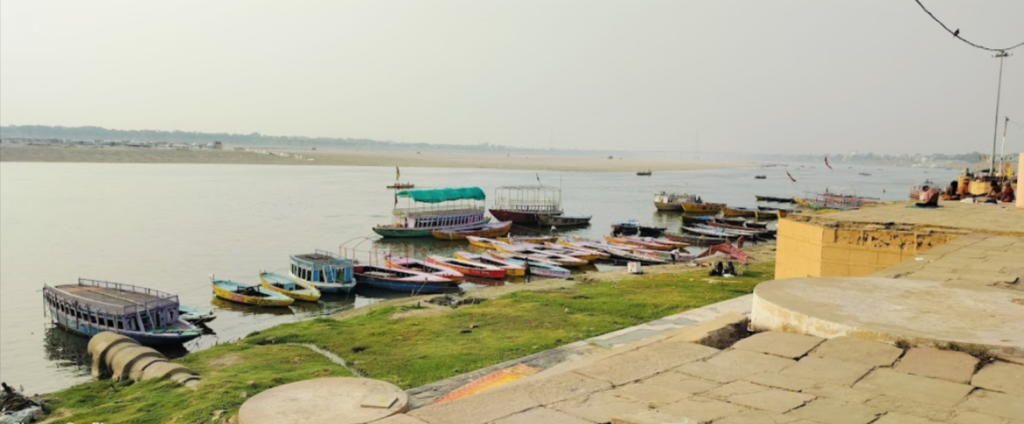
[775,218,957,279]
[1018,152,1023,209]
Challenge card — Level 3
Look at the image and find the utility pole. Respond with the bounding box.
[999,116,1009,182]
[990,50,1009,179]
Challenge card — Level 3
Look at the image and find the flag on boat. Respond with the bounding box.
[824,156,833,170]
[785,169,797,183]
[396,167,401,180]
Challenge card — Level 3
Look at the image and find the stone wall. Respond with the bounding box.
[1018,152,1023,209]
[775,218,960,279]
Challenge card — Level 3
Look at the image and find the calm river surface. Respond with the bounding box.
[0,161,939,393]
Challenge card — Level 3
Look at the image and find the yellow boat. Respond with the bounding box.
[792,197,810,207]
[465,236,499,249]
[212,278,294,307]
[259,272,321,302]
[721,207,757,218]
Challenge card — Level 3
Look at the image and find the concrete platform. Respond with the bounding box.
[751,277,1024,356]
[238,377,407,424]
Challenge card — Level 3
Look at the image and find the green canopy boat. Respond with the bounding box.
[373,187,490,238]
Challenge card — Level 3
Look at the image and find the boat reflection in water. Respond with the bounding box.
[43,325,91,375]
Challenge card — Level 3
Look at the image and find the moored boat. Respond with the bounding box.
[537,214,592,227]
[497,235,558,245]
[721,207,757,218]
[179,305,217,325]
[637,170,652,176]
[385,254,465,281]
[681,202,725,215]
[604,236,673,251]
[260,272,321,302]
[755,195,795,203]
[289,251,355,294]
[486,252,571,278]
[489,184,563,224]
[374,187,490,238]
[353,265,459,293]
[653,192,697,211]
[212,279,295,307]
[611,219,640,235]
[466,236,500,249]
[662,231,728,246]
[427,255,507,279]
[430,221,513,241]
[43,278,202,345]
[387,182,416,189]
[454,251,525,276]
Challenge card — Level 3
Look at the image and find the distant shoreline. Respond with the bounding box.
[0,144,746,172]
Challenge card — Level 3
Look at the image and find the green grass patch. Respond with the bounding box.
[43,262,772,423]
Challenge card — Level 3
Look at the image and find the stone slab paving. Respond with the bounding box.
[731,331,824,359]
[895,347,978,384]
[799,201,1024,238]
[385,329,1024,424]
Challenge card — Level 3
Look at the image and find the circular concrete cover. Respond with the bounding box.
[238,377,408,424]
[752,277,1024,354]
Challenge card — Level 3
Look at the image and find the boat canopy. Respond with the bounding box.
[397,187,485,203]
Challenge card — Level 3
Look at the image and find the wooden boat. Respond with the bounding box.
[604,236,673,251]
[454,251,525,276]
[653,192,696,211]
[431,221,513,241]
[611,220,640,235]
[384,255,465,281]
[374,187,490,237]
[681,225,744,240]
[43,278,202,345]
[755,195,795,203]
[427,255,506,279]
[537,214,592,227]
[353,265,459,293]
[697,223,767,239]
[587,244,668,265]
[706,222,774,238]
[661,231,727,246]
[717,217,770,229]
[498,235,557,245]
[289,251,356,294]
[466,236,500,249]
[387,182,415,189]
[538,243,610,261]
[754,175,767,179]
[637,170,652,176]
[178,305,217,325]
[681,215,713,225]
[721,207,757,218]
[516,248,589,267]
[486,252,571,278]
[212,279,295,307]
[260,272,321,302]
[777,209,788,219]
[681,202,725,215]
[489,185,563,224]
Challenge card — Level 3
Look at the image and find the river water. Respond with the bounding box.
[0,161,939,393]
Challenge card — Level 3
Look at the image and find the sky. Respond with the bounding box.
[1,1,1021,155]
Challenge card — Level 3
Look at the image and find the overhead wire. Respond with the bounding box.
[911,0,1024,52]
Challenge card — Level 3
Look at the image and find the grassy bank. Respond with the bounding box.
[40,262,773,424]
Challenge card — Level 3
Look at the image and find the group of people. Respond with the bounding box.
[920,177,1016,207]
[708,261,736,277]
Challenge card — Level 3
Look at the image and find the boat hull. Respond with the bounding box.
[537,214,592,227]
[427,256,506,279]
[681,202,725,215]
[355,275,458,294]
[488,209,560,224]
[431,221,513,241]
[47,307,201,345]
[721,207,757,218]
[654,201,683,211]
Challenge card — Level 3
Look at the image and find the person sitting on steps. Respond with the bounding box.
[915,185,940,208]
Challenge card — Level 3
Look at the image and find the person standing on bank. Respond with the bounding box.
[523,262,531,283]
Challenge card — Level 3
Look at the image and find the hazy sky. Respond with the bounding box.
[1,1,1021,154]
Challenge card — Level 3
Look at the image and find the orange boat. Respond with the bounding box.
[426,255,507,279]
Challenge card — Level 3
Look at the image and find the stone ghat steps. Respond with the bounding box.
[87,332,200,387]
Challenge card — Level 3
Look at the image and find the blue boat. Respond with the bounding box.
[353,265,459,294]
[43,278,201,346]
[289,250,355,294]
